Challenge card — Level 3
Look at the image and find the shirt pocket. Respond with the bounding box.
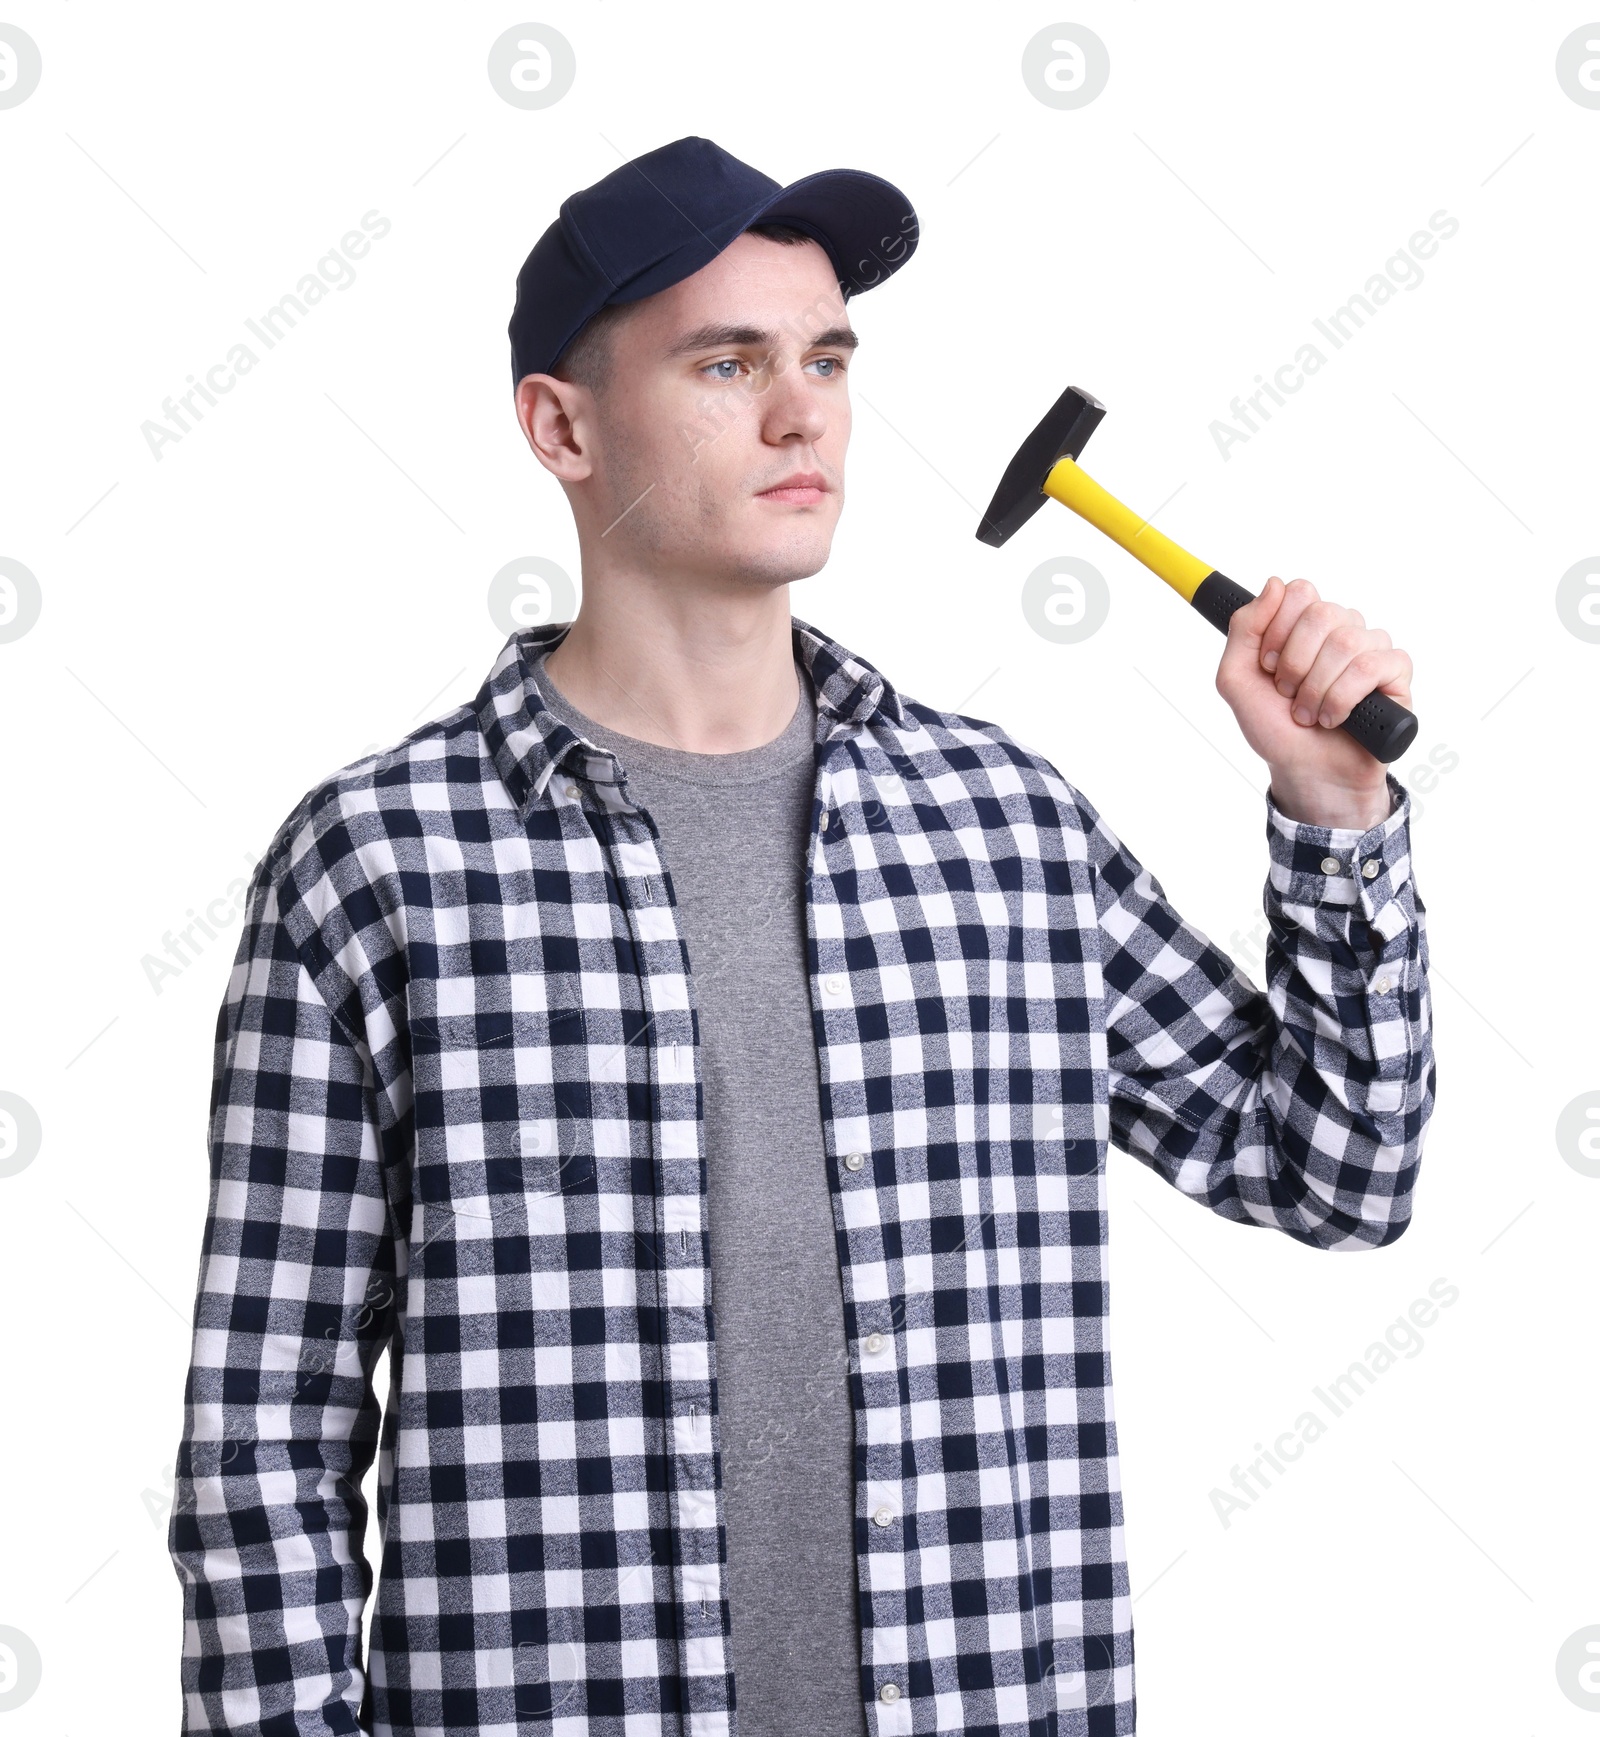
[409,1006,597,1217]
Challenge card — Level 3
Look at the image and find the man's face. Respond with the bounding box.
[571,231,855,588]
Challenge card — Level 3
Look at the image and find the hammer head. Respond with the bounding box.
[975,385,1106,547]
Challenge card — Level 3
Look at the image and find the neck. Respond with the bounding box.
[541,574,801,754]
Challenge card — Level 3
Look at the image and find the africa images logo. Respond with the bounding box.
[1209,211,1460,460]
[140,211,392,460]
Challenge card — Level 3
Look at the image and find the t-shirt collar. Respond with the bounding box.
[475,612,907,818]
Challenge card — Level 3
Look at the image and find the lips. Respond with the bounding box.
[756,472,829,504]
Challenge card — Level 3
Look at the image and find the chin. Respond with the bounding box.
[727,534,835,587]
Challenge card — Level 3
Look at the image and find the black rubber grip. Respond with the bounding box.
[1189,571,1258,632]
[1189,571,1419,765]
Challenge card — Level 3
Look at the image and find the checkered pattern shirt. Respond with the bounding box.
[170,616,1433,1736]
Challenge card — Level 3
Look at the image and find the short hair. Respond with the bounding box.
[548,222,819,395]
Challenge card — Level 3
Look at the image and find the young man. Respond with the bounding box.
[170,136,1433,1736]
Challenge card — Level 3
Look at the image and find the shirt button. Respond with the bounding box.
[864,1332,885,1354]
[1375,976,1393,995]
[843,1151,866,1172]
[1362,859,1382,880]
[879,1683,901,1704]
[822,974,847,996]
[1319,855,1342,875]
[873,1505,895,1527]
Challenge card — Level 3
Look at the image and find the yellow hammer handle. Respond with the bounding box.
[1042,457,1213,604]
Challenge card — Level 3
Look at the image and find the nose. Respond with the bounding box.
[758,352,830,447]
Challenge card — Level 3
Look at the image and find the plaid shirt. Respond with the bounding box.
[170,616,1433,1736]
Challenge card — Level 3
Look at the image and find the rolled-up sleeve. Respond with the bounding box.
[169,865,402,1733]
[1080,770,1434,1249]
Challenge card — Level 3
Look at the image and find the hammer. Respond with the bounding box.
[976,385,1419,764]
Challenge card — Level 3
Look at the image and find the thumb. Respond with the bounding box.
[1222,574,1283,655]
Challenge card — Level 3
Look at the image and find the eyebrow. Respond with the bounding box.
[663,322,859,359]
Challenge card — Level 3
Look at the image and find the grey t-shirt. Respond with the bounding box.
[531,649,868,1737]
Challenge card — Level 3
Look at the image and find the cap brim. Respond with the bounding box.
[746,167,918,296]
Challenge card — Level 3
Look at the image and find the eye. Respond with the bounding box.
[702,358,744,382]
[807,356,845,378]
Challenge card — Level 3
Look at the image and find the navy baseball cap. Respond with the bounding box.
[508,135,918,389]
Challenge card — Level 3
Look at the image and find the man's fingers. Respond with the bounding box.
[1279,604,1366,687]
[1258,577,1324,674]
[1221,577,1410,733]
[1290,627,1400,726]
[1313,645,1413,728]
[1225,574,1281,648]
[1271,599,1365,703]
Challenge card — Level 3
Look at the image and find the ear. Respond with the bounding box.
[515,374,596,482]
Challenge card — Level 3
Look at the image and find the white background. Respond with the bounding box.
[1,3,1595,1731]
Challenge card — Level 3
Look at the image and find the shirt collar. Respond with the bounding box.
[476,611,908,818]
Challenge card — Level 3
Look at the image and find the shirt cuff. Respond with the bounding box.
[1265,771,1413,937]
